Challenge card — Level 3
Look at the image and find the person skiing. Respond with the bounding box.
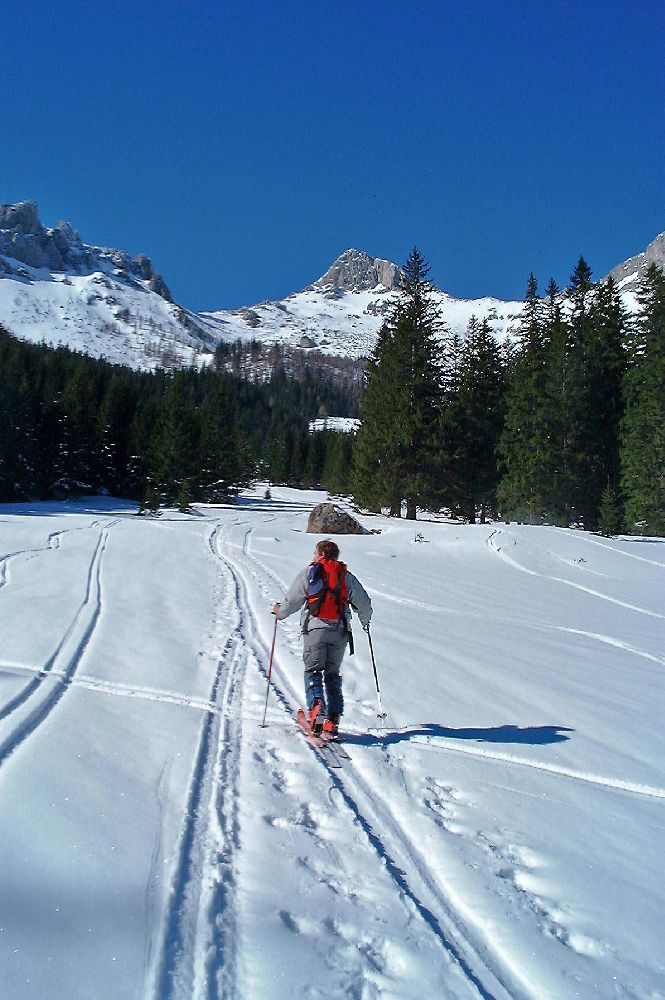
[272,538,372,737]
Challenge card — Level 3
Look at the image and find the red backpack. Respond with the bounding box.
[306,558,348,621]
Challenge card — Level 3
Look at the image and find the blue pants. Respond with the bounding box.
[303,626,347,716]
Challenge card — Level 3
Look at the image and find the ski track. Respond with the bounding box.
[373,590,665,668]
[152,523,238,1000]
[0,524,72,589]
[393,734,665,801]
[152,520,269,1000]
[488,530,664,620]
[548,528,665,569]
[227,516,535,1000]
[0,519,116,768]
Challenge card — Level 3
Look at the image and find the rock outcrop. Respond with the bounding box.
[312,249,403,293]
[0,200,172,301]
[605,231,665,293]
[307,502,368,535]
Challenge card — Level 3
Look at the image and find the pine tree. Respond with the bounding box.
[498,275,552,521]
[620,263,665,534]
[450,316,506,522]
[353,248,443,519]
[353,318,410,515]
[598,483,622,537]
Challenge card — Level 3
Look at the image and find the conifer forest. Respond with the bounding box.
[1,252,663,535]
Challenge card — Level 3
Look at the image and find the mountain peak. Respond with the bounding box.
[0,199,42,236]
[0,199,172,301]
[606,230,665,292]
[311,248,402,293]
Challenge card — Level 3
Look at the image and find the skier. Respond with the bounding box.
[272,538,372,737]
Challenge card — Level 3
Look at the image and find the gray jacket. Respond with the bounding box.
[277,562,373,634]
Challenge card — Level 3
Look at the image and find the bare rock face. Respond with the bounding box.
[307,502,368,535]
[0,200,41,235]
[606,231,665,293]
[312,249,403,293]
[0,200,173,301]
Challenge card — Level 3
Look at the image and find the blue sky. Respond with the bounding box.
[2,0,664,310]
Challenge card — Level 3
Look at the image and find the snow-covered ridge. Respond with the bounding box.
[200,260,525,361]
[0,201,217,370]
[1,201,663,372]
[309,416,360,434]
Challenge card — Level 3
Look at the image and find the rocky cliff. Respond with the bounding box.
[0,200,172,301]
[605,230,665,294]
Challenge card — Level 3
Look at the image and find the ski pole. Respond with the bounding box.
[260,612,278,728]
[365,624,387,719]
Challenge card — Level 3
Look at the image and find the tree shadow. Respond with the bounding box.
[343,723,574,747]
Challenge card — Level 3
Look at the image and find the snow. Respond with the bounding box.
[0,264,210,370]
[0,489,663,999]
[201,285,526,361]
[309,417,360,433]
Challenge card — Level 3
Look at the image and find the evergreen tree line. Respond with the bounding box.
[0,326,356,507]
[353,251,665,535]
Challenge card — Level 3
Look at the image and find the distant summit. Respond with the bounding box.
[311,249,403,294]
[605,230,665,294]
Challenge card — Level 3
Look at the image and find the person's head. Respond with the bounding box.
[314,538,339,561]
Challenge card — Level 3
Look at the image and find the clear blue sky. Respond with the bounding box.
[2,0,664,310]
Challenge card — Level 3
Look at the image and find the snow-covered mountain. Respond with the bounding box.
[200,247,525,360]
[0,202,523,369]
[1,200,663,372]
[0,201,217,369]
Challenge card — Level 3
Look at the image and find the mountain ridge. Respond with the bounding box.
[0,200,662,372]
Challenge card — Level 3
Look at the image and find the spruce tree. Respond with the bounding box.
[558,258,621,527]
[352,318,407,514]
[353,248,443,518]
[451,316,506,522]
[598,483,622,537]
[498,275,553,522]
[151,374,197,502]
[620,263,665,534]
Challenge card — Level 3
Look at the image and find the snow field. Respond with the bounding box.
[0,490,663,999]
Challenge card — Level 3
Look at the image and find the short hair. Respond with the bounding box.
[316,538,339,560]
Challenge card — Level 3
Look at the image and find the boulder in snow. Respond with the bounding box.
[307,502,368,535]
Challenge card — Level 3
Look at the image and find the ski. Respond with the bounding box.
[321,734,350,761]
[296,709,342,767]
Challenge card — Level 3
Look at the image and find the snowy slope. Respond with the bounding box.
[200,278,524,360]
[0,201,217,369]
[0,263,216,369]
[0,490,663,999]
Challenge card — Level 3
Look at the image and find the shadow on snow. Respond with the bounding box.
[344,723,574,747]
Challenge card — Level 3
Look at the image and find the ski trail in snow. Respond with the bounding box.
[0,664,221,714]
[542,528,665,569]
[227,518,534,1000]
[387,734,665,800]
[0,521,99,590]
[557,628,665,666]
[0,521,115,767]
[152,522,247,1000]
[488,531,664,619]
[370,590,665,666]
